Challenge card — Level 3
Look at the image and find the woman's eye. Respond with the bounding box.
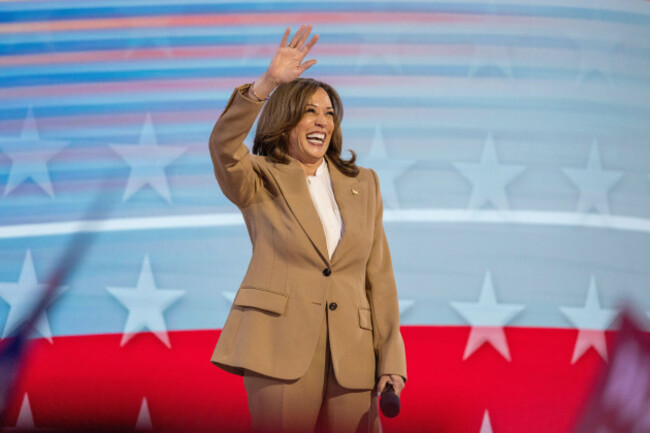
[326,112,334,117]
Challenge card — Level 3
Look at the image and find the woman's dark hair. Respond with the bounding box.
[253,78,359,177]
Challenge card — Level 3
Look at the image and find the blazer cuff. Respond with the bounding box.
[377,371,408,384]
[236,83,267,105]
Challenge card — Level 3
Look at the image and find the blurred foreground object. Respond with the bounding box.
[0,229,94,428]
[573,309,650,433]
[0,330,27,427]
[0,188,110,428]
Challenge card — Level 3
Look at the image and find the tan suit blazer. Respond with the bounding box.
[209,84,407,390]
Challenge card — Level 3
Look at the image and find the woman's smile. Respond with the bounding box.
[288,87,335,168]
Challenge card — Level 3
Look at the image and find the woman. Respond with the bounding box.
[209,25,406,433]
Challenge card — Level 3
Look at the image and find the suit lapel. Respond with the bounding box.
[272,159,330,264]
[326,156,364,266]
[271,156,365,267]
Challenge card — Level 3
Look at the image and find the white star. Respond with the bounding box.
[560,277,617,363]
[399,299,415,316]
[106,255,185,348]
[0,250,66,343]
[565,27,618,84]
[354,36,403,75]
[451,271,525,361]
[110,114,186,203]
[479,410,494,433]
[222,291,236,304]
[136,397,153,430]
[361,124,415,208]
[468,43,513,78]
[453,132,527,210]
[122,13,174,59]
[14,393,36,429]
[562,140,623,215]
[0,106,69,197]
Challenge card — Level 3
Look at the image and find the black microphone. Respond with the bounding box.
[379,383,400,418]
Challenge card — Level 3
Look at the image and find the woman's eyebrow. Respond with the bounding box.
[306,103,334,110]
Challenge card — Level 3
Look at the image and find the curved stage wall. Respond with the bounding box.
[1,1,649,431]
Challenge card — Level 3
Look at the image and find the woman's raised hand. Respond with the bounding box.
[268,25,319,84]
[249,25,319,101]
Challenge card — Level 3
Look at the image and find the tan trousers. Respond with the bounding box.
[243,309,381,433]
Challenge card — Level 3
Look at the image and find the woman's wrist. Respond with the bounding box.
[248,82,269,102]
[249,72,278,102]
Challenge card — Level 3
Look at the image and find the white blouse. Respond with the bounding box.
[305,159,343,259]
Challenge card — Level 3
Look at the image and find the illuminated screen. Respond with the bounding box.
[1,1,649,431]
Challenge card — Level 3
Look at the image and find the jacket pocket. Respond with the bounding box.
[234,287,288,315]
[358,308,373,330]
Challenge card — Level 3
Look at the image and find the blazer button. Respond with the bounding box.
[322,268,332,277]
[329,302,338,311]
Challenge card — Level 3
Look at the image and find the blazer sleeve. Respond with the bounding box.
[366,169,408,382]
[209,83,266,208]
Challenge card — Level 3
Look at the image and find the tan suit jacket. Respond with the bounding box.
[209,84,407,390]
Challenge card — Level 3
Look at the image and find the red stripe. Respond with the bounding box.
[0,75,448,100]
[0,44,472,67]
[0,12,484,34]
[2,326,608,432]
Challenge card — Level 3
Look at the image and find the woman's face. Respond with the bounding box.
[287,87,335,166]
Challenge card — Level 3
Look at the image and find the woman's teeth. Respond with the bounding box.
[306,133,325,145]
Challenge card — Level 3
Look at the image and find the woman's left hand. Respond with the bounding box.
[250,25,319,99]
[375,374,405,398]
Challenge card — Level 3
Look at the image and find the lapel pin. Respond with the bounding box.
[351,189,359,195]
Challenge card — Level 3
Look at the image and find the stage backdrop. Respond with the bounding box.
[1,0,649,432]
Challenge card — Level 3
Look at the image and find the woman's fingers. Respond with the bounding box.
[279,27,290,47]
[389,375,405,397]
[266,25,319,84]
[280,25,317,54]
[375,374,405,398]
[300,33,319,54]
[299,59,317,73]
[296,24,313,49]
[288,24,306,48]
[375,376,390,396]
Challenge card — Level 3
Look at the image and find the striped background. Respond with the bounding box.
[1,1,649,431]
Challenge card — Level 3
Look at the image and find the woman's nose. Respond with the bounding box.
[315,112,327,127]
